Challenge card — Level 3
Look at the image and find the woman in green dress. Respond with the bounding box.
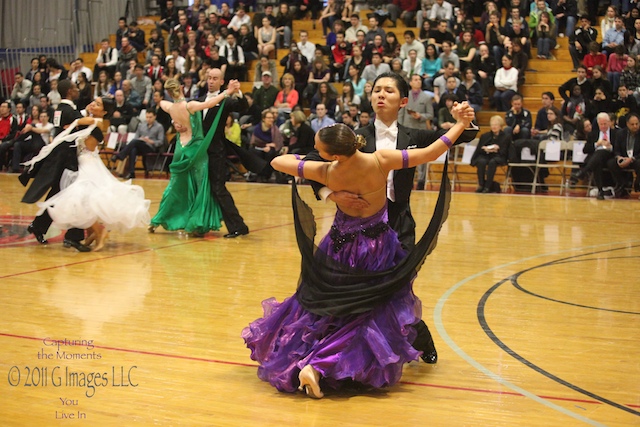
[149,78,241,235]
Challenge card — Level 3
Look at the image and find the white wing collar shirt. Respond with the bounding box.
[374,118,399,201]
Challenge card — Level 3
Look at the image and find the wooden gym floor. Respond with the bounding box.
[0,173,638,426]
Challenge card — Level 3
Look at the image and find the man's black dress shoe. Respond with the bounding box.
[123,173,136,179]
[421,350,438,364]
[110,154,119,163]
[63,239,91,252]
[596,191,605,200]
[27,224,48,244]
[223,229,249,238]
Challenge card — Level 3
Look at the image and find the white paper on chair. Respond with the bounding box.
[521,147,536,161]
[572,142,587,163]
[545,140,561,161]
[127,132,136,142]
[461,144,476,164]
[106,133,119,149]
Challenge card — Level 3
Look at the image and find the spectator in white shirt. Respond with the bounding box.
[297,30,316,63]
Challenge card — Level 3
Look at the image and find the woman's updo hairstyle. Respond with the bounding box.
[164,78,182,99]
[101,97,115,120]
[317,123,366,156]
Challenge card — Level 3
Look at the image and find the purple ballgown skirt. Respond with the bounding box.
[242,206,422,393]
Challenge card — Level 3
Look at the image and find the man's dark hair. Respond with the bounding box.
[403,30,415,38]
[372,72,409,98]
[542,91,555,100]
[58,79,74,98]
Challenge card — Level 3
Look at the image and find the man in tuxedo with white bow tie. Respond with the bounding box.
[199,68,254,238]
[307,72,479,363]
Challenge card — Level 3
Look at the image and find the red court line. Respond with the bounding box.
[2,331,637,409]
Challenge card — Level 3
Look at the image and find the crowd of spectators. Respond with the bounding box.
[1,0,639,196]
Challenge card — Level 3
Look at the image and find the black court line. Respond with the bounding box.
[477,245,640,417]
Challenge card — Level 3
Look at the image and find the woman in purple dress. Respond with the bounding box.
[242,103,474,399]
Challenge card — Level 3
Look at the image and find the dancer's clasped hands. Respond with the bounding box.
[450,102,475,128]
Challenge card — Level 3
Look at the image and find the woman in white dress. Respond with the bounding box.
[35,97,151,251]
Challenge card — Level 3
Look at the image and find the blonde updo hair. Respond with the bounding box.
[317,123,366,156]
[164,78,182,100]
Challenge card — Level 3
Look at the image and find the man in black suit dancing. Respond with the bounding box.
[22,79,90,251]
[308,72,479,363]
[200,68,250,238]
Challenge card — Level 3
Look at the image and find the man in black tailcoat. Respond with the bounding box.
[306,72,480,364]
[21,79,90,252]
[199,68,261,238]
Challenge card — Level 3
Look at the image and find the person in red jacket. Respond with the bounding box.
[387,0,419,27]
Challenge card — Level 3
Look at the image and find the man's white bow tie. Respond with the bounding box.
[378,126,398,139]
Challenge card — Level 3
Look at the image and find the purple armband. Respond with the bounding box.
[297,160,306,178]
[441,135,453,148]
[401,149,409,169]
[293,154,301,159]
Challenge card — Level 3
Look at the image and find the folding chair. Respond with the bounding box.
[503,146,537,193]
[450,138,479,190]
[531,139,565,194]
[424,150,450,189]
[561,140,590,195]
[146,141,175,178]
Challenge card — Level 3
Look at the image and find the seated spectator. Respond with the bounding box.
[382,32,401,65]
[535,107,564,141]
[254,55,278,88]
[531,91,557,138]
[122,79,142,115]
[387,0,418,27]
[206,46,228,80]
[437,94,456,129]
[11,72,32,106]
[117,37,138,78]
[248,109,283,182]
[437,76,466,110]
[391,59,409,83]
[505,19,531,57]
[111,109,165,179]
[310,103,336,132]
[471,115,509,193]
[145,28,165,63]
[331,32,352,81]
[165,48,186,75]
[310,82,338,119]
[432,61,459,104]
[528,0,555,34]
[10,110,52,173]
[364,16,386,46]
[553,0,577,38]
[109,89,134,134]
[131,64,153,109]
[493,54,519,111]
[572,112,617,199]
[69,58,93,83]
[607,45,629,92]
[275,73,299,125]
[342,45,366,81]
[257,16,277,57]
[620,56,640,102]
[253,3,275,32]
[146,54,165,84]
[432,19,456,51]
[421,44,442,91]
[485,11,506,66]
[562,84,587,132]
[275,3,293,49]
[359,81,374,115]
[220,33,247,81]
[284,110,315,156]
[228,6,251,36]
[569,16,598,72]
[440,40,460,74]
[297,30,316,63]
[181,73,198,101]
[591,65,613,99]
[47,80,61,108]
[116,16,128,50]
[280,44,309,76]
[535,12,556,59]
[456,31,477,71]
[318,0,339,36]
[337,81,361,113]
[505,94,532,143]
[149,90,172,132]
[0,101,18,171]
[402,49,423,78]
[304,58,332,100]
[126,21,145,52]
[428,0,453,23]
[225,115,243,147]
[346,14,368,43]
[76,72,93,111]
[38,96,55,120]
[290,60,308,97]
[364,34,385,64]
[25,57,40,82]
[238,24,259,62]
[361,52,391,84]
[418,19,435,45]
[612,84,638,128]
[254,71,280,111]
[602,16,626,57]
[460,68,483,112]
[184,47,203,76]
[28,84,43,110]
[607,112,640,197]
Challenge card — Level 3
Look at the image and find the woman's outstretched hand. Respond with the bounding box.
[226,80,241,96]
